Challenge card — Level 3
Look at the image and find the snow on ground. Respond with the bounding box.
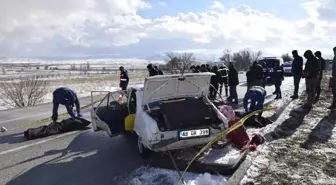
[119,167,227,185]
[240,73,336,185]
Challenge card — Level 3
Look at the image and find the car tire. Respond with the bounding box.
[137,136,151,158]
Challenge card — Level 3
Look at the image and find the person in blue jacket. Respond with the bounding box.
[243,86,266,118]
[52,87,81,122]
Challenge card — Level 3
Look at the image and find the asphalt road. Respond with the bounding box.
[0,75,297,185]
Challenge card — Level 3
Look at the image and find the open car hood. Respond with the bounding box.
[142,72,214,106]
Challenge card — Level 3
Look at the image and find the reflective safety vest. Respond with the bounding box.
[218,67,228,79]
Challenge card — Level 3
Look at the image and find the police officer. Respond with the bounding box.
[147,64,159,77]
[314,51,326,102]
[119,66,129,90]
[154,66,164,75]
[52,87,81,122]
[218,64,229,96]
[209,66,221,100]
[329,47,336,109]
[243,86,266,118]
[273,61,284,99]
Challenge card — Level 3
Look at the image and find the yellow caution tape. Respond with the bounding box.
[177,105,277,184]
[14,98,104,129]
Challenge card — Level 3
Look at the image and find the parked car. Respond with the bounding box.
[258,57,284,83]
[283,61,293,76]
[90,73,229,157]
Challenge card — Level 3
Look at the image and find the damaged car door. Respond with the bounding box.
[91,90,129,137]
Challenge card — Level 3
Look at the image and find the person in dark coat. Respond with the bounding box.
[218,64,229,96]
[200,64,208,72]
[52,87,81,122]
[303,50,321,108]
[206,64,211,72]
[273,61,284,99]
[119,66,129,90]
[329,47,336,109]
[154,66,164,75]
[250,61,264,87]
[209,66,220,99]
[195,65,201,73]
[314,51,326,102]
[190,65,196,73]
[227,62,239,104]
[291,50,304,99]
[246,67,254,91]
[147,64,159,77]
[243,86,266,118]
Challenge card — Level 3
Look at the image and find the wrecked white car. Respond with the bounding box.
[91,73,229,157]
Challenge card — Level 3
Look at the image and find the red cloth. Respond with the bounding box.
[226,117,250,148]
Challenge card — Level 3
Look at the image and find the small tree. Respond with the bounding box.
[281,53,293,62]
[0,75,49,107]
[165,52,195,74]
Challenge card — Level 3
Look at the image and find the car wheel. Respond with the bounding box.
[137,137,151,158]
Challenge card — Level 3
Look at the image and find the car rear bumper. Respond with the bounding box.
[148,128,224,152]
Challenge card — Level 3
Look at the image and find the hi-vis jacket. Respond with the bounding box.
[120,70,129,88]
[218,67,229,82]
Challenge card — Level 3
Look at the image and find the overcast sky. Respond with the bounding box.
[0,0,336,59]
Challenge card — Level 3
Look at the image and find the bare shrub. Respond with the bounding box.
[219,48,263,71]
[165,52,196,74]
[0,75,49,107]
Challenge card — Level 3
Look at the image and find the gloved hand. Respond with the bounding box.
[77,113,83,118]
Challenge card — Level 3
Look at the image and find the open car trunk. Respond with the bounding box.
[148,97,222,131]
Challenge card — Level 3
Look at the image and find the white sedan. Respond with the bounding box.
[90,73,229,157]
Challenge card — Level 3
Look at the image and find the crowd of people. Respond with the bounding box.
[49,47,336,123]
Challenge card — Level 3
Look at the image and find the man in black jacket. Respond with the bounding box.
[154,66,164,75]
[291,50,304,99]
[209,66,220,99]
[249,61,264,88]
[200,64,208,72]
[314,51,326,102]
[303,50,321,109]
[147,64,159,77]
[227,62,239,104]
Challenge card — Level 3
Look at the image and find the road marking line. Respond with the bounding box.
[0,130,83,156]
[0,109,91,125]
[0,112,50,124]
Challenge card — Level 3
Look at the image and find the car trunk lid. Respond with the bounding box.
[142,72,214,107]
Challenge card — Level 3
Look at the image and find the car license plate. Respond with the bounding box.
[179,128,210,139]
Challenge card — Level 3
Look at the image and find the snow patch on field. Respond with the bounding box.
[122,166,227,185]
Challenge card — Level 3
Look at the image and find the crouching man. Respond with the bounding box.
[52,87,82,122]
[243,86,266,118]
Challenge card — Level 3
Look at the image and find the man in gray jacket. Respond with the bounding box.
[303,50,321,109]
